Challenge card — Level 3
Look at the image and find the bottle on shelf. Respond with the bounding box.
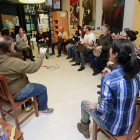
[0,125,7,140]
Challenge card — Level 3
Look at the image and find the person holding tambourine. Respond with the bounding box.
[36,26,49,59]
[50,26,69,58]
[88,24,112,76]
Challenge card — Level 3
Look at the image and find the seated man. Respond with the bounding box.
[36,26,49,59]
[110,28,120,41]
[0,36,54,115]
[88,24,112,76]
[72,25,96,71]
[16,27,35,61]
[77,39,140,138]
[50,26,69,57]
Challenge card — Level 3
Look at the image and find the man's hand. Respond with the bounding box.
[86,103,98,111]
[21,37,24,40]
[107,61,114,67]
[41,38,44,42]
[102,68,111,76]
[96,46,102,51]
[46,37,49,40]
[81,40,86,44]
[40,48,47,54]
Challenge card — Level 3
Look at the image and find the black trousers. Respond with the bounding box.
[51,41,68,54]
[22,47,33,61]
[99,54,109,71]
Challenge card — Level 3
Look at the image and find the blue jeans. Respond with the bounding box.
[75,48,92,67]
[14,83,48,111]
[81,100,108,130]
[88,54,100,70]
[67,44,77,58]
[72,47,77,59]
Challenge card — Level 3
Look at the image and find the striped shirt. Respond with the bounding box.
[93,65,140,136]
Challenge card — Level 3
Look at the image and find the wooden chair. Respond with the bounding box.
[93,98,140,140]
[0,75,39,130]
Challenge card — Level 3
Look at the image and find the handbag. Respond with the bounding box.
[77,42,87,52]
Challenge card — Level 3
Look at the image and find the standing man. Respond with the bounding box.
[88,24,112,76]
[36,26,49,59]
[50,26,69,57]
[72,25,96,71]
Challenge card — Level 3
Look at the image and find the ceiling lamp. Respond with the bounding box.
[19,0,45,4]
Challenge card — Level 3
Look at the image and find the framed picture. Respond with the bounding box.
[70,0,80,29]
[102,0,125,31]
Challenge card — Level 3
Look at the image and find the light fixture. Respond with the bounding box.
[19,0,45,4]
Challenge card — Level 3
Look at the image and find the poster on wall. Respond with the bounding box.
[102,0,125,31]
[1,14,19,30]
[70,0,80,29]
[82,0,96,30]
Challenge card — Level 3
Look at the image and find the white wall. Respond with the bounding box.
[123,0,136,32]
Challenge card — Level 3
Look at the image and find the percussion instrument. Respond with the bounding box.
[77,41,87,52]
[58,37,64,43]
[92,42,102,57]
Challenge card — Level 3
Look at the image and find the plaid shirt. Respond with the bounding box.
[93,65,140,136]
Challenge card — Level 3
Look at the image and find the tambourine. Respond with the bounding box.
[93,48,102,57]
[77,42,87,52]
[58,37,64,43]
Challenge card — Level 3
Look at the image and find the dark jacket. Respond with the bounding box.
[97,33,113,54]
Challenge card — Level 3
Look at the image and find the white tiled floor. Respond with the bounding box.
[0,44,109,140]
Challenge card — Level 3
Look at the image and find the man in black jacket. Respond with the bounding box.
[36,26,49,58]
[88,24,112,76]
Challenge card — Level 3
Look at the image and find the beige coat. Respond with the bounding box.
[0,54,44,99]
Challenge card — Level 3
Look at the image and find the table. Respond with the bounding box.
[0,118,24,140]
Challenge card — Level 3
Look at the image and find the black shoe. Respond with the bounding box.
[93,69,101,76]
[78,67,85,71]
[66,57,71,59]
[33,56,35,58]
[71,63,80,66]
[97,85,101,88]
[97,91,101,95]
[50,53,55,55]
[31,59,35,61]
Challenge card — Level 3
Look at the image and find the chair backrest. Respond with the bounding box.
[125,100,140,140]
[32,31,37,38]
[0,75,15,103]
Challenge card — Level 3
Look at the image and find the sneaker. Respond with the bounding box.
[25,104,34,112]
[39,108,54,115]
[97,91,101,94]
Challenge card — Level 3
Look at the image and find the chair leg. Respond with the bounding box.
[0,103,6,121]
[21,104,24,110]
[93,121,98,140]
[12,107,20,130]
[33,96,39,117]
